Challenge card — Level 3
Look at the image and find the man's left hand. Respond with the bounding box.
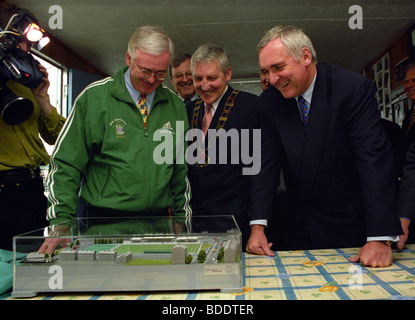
[348,241,393,267]
[31,63,53,115]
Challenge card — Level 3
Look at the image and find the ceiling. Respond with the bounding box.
[8,0,415,94]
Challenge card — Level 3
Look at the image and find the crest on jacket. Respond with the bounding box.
[110,118,127,138]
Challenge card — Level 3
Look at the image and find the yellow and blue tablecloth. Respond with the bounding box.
[2,244,415,300]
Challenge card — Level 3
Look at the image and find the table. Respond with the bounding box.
[2,244,415,300]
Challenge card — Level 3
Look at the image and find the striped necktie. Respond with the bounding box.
[138,94,148,130]
[298,96,308,129]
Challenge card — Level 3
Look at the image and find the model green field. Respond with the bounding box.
[86,243,202,254]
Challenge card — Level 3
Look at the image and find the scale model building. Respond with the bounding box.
[12,227,242,298]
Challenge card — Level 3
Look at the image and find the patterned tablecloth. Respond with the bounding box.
[3,244,415,300]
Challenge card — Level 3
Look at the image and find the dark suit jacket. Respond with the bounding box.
[401,106,415,156]
[251,63,402,250]
[398,140,415,220]
[186,86,259,246]
[381,119,405,183]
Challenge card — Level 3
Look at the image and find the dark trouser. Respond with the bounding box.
[0,168,47,251]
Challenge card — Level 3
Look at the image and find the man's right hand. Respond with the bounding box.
[38,237,71,255]
[246,224,275,256]
[37,225,72,254]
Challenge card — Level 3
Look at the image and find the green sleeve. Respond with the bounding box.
[46,95,91,225]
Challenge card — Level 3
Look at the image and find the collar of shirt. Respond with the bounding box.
[296,70,317,107]
[181,93,198,103]
[124,68,156,112]
[205,85,228,116]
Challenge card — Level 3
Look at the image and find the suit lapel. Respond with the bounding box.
[274,94,305,175]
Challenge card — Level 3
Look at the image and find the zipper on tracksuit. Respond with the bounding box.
[142,102,152,209]
[98,166,112,201]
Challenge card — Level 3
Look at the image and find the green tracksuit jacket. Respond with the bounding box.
[46,67,192,227]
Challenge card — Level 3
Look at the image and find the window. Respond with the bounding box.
[32,53,67,195]
[32,53,67,155]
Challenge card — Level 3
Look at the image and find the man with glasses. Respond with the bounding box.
[169,53,198,104]
[39,26,192,254]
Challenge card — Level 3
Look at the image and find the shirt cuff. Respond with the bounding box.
[367,236,399,243]
[250,219,267,227]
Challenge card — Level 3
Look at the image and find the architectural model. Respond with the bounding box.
[12,216,243,298]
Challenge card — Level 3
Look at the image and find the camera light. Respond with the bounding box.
[36,36,50,51]
[23,23,43,42]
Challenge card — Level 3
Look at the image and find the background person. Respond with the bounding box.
[169,52,198,104]
[0,2,65,251]
[397,65,415,249]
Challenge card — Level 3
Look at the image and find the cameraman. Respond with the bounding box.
[0,2,65,251]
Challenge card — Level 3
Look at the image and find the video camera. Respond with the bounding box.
[0,10,50,125]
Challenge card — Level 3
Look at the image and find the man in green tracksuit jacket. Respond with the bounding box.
[40,26,192,253]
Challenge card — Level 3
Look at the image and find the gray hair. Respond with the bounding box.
[191,43,230,75]
[127,25,174,61]
[257,25,317,63]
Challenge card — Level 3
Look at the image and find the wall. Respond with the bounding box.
[40,33,107,78]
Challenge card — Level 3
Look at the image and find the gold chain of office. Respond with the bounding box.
[191,90,239,167]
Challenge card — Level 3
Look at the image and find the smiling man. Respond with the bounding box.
[247,25,402,267]
[185,43,260,249]
[169,53,198,104]
[39,26,191,254]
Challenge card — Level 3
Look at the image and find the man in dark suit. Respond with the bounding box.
[401,65,415,155]
[186,44,260,249]
[247,25,402,267]
[398,65,415,249]
[398,141,415,249]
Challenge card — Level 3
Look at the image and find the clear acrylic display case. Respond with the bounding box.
[12,215,243,298]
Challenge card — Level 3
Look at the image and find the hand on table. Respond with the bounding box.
[348,241,393,267]
[245,224,275,257]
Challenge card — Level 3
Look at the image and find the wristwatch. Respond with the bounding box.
[382,240,393,246]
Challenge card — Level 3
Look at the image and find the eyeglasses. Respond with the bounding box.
[131,61,167,80]
[173,72,192,81]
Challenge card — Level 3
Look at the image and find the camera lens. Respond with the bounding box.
[0,85,33,125]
